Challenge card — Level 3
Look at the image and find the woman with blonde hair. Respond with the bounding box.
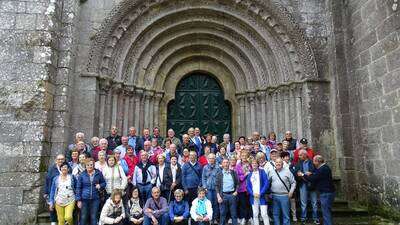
[95,150,107,173]
[100,189,126,225]
[235,150,251,225]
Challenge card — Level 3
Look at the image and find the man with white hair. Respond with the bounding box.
[295,150,319,225]
[164,128,182,150]
[66,132,91,161]
[219,133,234,155]
[268,158,296,225]
[300,155,335,225]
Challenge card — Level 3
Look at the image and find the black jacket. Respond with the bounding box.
[156,165,173,192]
[304,164,335,193]
[215,169,239,196]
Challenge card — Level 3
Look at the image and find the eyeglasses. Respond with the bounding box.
[56,158,65,161]
[86,164,94,166]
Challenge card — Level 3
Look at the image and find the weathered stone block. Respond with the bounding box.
[359,49,371,67]
[368,57,387,79]
[0,173,42,187]
[376,11,400,40]
[383,69,400,93]
[368,110,392,128]
[0,1,25,13]
[0,187,23,205]
[370,32,399,61]
[386,47,400,72]
[16,14,36,30]
[353,30,378,57]
[361,80,383,100]
[0,13,15,29]
[381,91,399,109]
[394,105,400,123]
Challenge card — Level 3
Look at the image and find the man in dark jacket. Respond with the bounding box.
[295,150,319,224]
[215,158,239,225]
[300,155,335,225]
[156,154,173,200]
[181,151,202,206]
[136,128,152,151]
[283,131,298,151]
[106,126,122,151]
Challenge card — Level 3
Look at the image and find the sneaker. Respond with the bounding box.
[314,220,321,225]
[300,219,307,225]
[292,216,298,222]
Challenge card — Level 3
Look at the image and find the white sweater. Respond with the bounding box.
[99,198,125,225]
[102,165,128,194]
[190,198,213,221]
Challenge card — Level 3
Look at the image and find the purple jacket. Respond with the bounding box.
[144,197,169,218]
[235,162,251,193]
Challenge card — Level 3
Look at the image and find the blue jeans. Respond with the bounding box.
[138,183,153,204]
[80,198,100,225]
[143,213,169,225]
[272,195,291,225]
[299,184,318,221]
[320,192,335,225]
[207,190,219,221]
[219,193,237,225]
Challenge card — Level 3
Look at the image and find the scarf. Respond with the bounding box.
[138,162,150,183]
[196,198,208,216]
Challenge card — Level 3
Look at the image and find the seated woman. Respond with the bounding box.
[190,187,213,225]
[127,186,144,225]
[169,189,190,225]
[99,189,125,225]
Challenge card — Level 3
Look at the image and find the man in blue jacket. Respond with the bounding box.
[202,153,220,223]
[44,154,66,225]
[182,151,202,206]
[300,155,335,225]
[295,150,319,225]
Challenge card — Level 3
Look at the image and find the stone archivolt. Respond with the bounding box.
[83,0,321,138]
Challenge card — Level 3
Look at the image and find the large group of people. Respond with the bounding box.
[44,126,335,225]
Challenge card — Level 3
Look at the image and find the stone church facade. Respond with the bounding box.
[0,0,399,223]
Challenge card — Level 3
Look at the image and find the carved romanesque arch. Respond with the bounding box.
[81,0,322,139]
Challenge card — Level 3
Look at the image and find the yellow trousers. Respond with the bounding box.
[55,201,75,225]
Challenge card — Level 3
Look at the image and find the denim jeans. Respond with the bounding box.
[143,213,169,225]
[299,184,318,221]
[138,183,153,204]
[272,195,291,225]
[80,198,100,225]
[320,192,335,225]
[219,193,238,225]
[207,190,219,221]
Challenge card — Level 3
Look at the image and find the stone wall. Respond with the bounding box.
[339,0,400,212]
[0,0,61,223]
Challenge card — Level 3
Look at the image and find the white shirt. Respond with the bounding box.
[171,164,178,183]
[250,170,261,195]
[157,164,165,187]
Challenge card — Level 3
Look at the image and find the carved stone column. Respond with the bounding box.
[98,79,111,137]
[143,90,154,129]
[153,92,164,128]
[258,90,267,135]
[236,93,246,137]
[135,88,144,133]
[248,92,256,133]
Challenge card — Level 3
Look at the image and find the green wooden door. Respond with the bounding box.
[167,73,232,140]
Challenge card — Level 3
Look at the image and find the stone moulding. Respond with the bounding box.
[84,0,318,90]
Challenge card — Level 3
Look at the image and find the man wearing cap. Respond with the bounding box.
[293,138,316,165]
